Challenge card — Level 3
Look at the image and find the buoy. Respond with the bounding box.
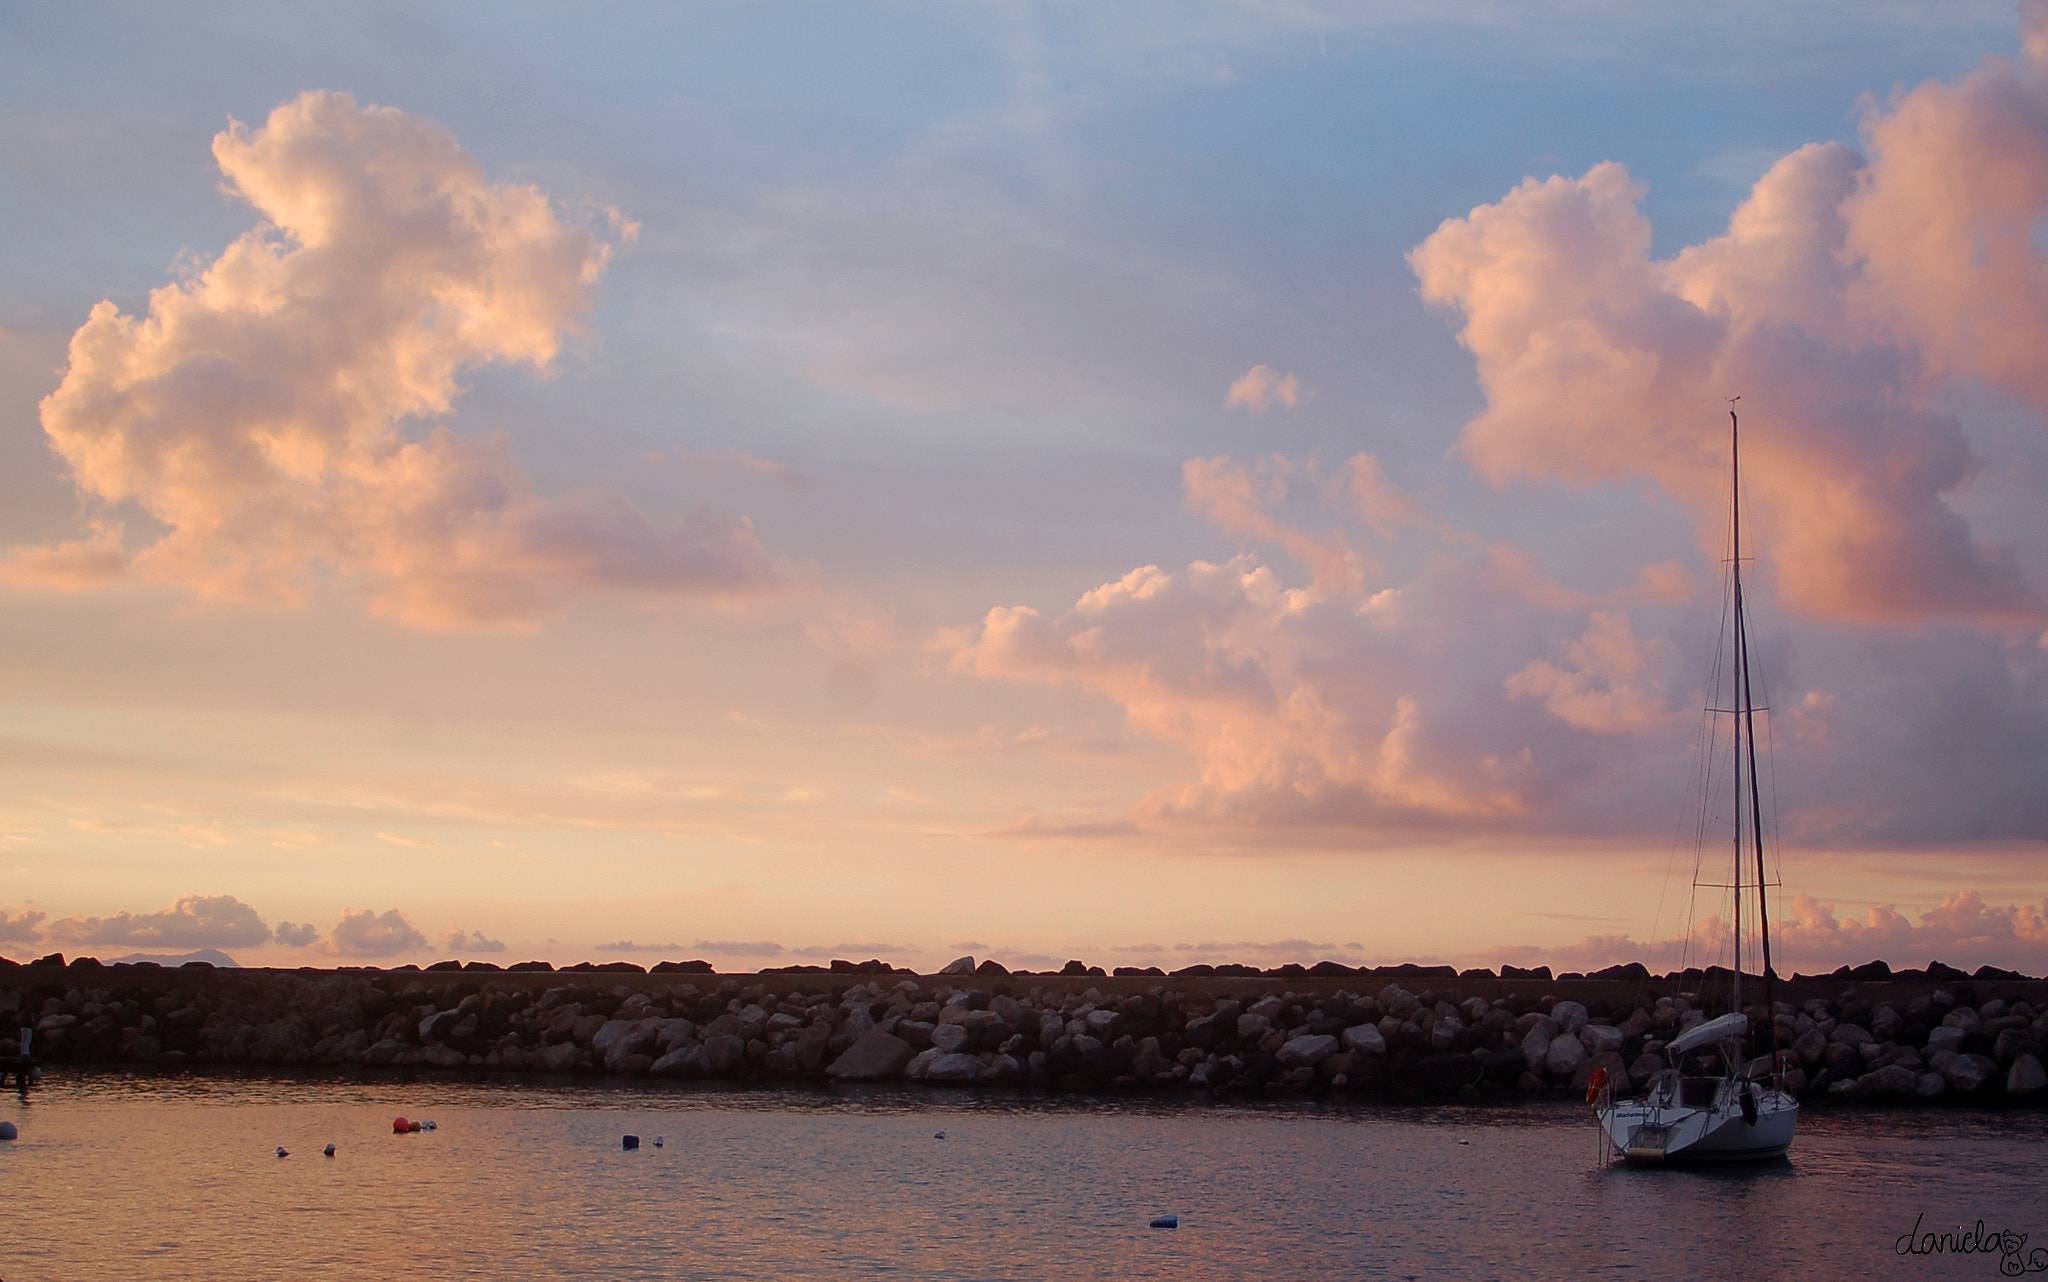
[276,1147,290,1158]
[421,1120,437,1131]
[1150,1216,1178,1229]
[408,1120,422,1133]
[324,1143,336,1157]
[622,1134,640,1151]
[933,1131,945,1140]
[0,1121,17,1140]
[653,1137,664,1148]
[393,1117,409,1134]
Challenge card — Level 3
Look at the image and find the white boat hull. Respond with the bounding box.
[1598,1088,1798,1163]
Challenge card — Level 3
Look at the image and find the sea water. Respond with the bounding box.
[1,1073,2042,1280]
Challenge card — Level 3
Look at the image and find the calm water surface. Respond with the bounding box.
[1,1072,2042,1279]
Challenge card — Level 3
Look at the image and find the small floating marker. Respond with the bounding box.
[0,1121,17,1140]
[324,1143,337,1157]
[933,1131,945,1140]
[393,1117,409,1134]
[1149,1215,1178,1230]
[622,1134,640,1151]
[421,1120,437,1131]
[276,1146,290,1158]
[1457,1139,1471,1146]
[653,1137,664,1148]
[408,1120,422,1133]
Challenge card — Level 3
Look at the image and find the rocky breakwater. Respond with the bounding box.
[3,964,2045,1107]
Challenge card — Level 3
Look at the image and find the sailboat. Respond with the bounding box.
[1592,405,1799,1163]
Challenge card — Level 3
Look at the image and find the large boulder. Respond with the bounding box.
[1276,1034,1338,1068]
[1573,1050,1628,1094]
[924,1052,982,1084]
[1550,1001,1589,1034]
[825,1029,915,1082]
[1829,1023,1876,1048]
[702,1034,747,1076]
[1792,1028,1828,1065]
[930,1024,971,1055]
[1580,1024,1624,1056]
[1341,1023,1386,1055]
[1856,1064,1920,1099]
[1237,1013,1272,1041]
[540,1041,582,1073]
[1544,1032,1588,1077]
[938,956,976,976]
[2007,1054,2048,1098]
[649,1042,706,1077]
[1521,1026,1553,1071]
[1930,1049,1998,1095]
[1923,1026,1965,1056]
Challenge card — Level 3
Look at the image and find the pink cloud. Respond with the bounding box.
[946,462,1686,839]
[11,91,778,628]
[1409,127,2039,622]
[1224,364,1302,413]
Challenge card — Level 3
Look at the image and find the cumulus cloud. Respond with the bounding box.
[947,461,1672,838]
[440,929,505,953]
[273,921,320,948]
[325,907,430,957]
[0,909,47,942]
[1224,364,1301,413]
[1409,59,2048,623]
[7,90,779,627]
[43,894,271,948]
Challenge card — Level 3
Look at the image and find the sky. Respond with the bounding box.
[3,1,2048,974]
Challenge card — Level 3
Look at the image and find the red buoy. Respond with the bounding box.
[393,1116,409,1133]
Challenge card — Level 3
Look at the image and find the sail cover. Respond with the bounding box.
[1669,1012,1751,1055]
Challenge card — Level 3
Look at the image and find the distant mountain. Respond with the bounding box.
[106,949,241,968]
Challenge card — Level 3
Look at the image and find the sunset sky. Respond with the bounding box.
[4,2,2048,974]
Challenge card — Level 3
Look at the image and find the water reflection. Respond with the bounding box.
[0,1072,2041,1280]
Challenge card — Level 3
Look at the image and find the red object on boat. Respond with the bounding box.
[393,1116,409,1133]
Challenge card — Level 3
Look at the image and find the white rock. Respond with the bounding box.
[930,1024,971,1054]
[939,956,976,976]
[1550,1001,1589,1034]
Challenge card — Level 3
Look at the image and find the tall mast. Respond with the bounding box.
[1731,410,1776,1040]
[1729,409,1742,1016]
